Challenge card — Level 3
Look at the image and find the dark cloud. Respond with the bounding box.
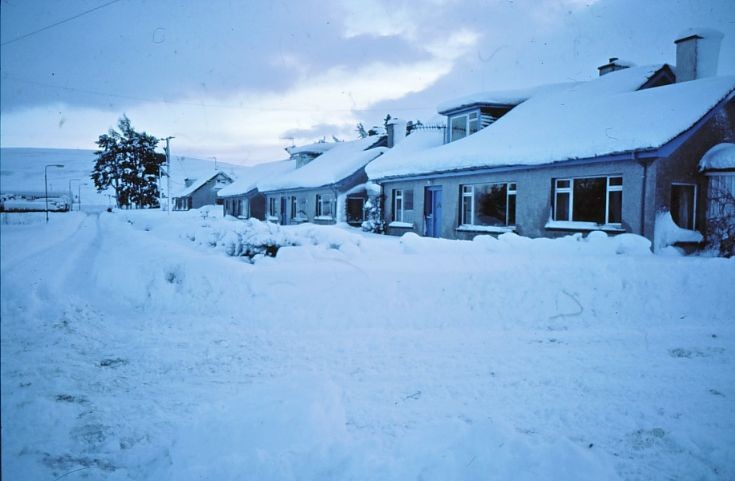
[1,0,428,112]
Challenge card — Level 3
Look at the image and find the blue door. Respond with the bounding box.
[424,186,443,238]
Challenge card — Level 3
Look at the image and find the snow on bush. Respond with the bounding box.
[184,215,363,259]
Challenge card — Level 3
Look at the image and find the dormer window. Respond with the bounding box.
[449,111,480,142]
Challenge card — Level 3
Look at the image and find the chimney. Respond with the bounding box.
[597,57,632,76]
[675,28,723,82]
[386,118,408,148]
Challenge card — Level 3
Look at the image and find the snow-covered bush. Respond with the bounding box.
[361,197,385,234]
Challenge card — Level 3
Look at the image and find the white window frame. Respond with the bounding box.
[449,111,480,142]
[290,195,297,221]
[393,189,413,223]
[553,175,623,225]
[268,197,277,218]
[460,182,517,227]
[315,194,334,219]
[671,182,697,229]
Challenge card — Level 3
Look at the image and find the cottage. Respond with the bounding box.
[218,160,296,219]
[366,30,735,247]
[172,171,234,210]
[258,136,387,225]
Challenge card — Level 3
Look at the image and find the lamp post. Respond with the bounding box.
[163,136,174,214]
[45,164,64,223]
[210,156,218,171]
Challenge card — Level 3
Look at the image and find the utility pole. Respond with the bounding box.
[163,136,174,214]
[45,164,64,222]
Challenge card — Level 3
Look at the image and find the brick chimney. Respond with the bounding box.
[675,28,723,82]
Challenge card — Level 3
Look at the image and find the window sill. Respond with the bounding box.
[314,215,334,221]
[456,224,515,234]
[545,220,625,232]
[266,216,279,222]
[389,221,414,228]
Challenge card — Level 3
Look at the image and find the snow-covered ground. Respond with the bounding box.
[1,208,734,480]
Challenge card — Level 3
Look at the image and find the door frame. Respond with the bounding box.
[424,185,443,238]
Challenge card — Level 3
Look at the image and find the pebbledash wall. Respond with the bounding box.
[380,96,735,242]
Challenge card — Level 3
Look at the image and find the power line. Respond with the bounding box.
[2,0,124,47]
[1,73,433,113]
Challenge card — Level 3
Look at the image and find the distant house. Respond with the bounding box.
[258,136,387,226]
[172,171,234,210]
[366,29,735,247]
[218,160,296,219]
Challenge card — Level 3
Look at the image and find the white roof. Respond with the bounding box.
[365,129,446,179]
[285,141,338,156]
[699,143,735,171]
[218,160,296,197]
[259,137,386,192]
[368,66,735,180]
[174,171,233,198]
[436,86,539,114]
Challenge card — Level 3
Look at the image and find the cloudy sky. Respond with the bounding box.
[2,0,734,165]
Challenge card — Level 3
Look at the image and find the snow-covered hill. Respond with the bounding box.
[0,148,251,208]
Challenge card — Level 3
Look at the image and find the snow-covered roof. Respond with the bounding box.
[174,171,234,198]
[218,160,296,197]
[437,87,539,114]
[259,137,386,192]
[365,129,446,179]
[369,66,735,180]
[699,143,735,172]
[285,141,338,156]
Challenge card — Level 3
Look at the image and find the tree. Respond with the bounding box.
[92,116,165,209]
[356,123,368,139]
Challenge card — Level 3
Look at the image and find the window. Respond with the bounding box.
[268,197,277,218]
[240,199,249,218]
[449,111,480,142]
[553,175,622,225]
[393,189,414,223]
[460,182,516,227]
[671,183,696,229]
[290,196,297,220]
[315,194,334,218]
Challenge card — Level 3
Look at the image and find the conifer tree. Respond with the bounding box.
[91,116,165,208]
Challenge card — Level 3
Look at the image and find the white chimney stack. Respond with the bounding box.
[386,118,408,148]
[674,28,724,82]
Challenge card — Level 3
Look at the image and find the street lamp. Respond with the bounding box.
[45,164,64,223]
[210,156,218,171]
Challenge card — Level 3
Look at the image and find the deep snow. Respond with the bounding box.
[1,208,734,480]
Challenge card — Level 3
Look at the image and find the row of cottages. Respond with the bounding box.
[256,136,387,225]
[172,171,234,210]
[365,29,735,245]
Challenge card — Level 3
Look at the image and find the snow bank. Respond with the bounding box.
[400,230,652,257]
